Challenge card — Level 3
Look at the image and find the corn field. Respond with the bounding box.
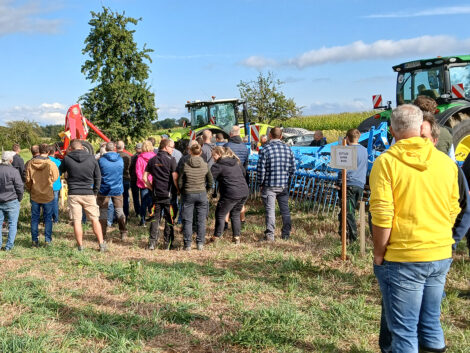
[272,111,376,131]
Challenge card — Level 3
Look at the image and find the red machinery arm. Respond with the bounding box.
[85,119,132,156]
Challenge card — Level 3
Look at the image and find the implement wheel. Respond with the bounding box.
[81,140,95,155]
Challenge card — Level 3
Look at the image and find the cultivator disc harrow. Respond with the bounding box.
[247,122,389,216]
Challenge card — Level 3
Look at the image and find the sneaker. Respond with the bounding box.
[77,245,83,251]
[45,241,52,247]
[148,242,155,250]
[184,246,191,251]
[120,231,128,241]
[196,243,204,251]
[259,236,274,242]
[232,236,240,245]
[99,242,107,252]
[139,218,146,227]
[32,241,39,248]
[281,235,290,240]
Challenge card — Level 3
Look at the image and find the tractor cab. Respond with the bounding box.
[185,98,246,138]
[394,56,470,105]
[359,55,470,161]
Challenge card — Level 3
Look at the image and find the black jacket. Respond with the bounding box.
[129,152,140,183]
[211,157,248,199]
[0,164,24,202]
[60,150,101,195]
[12,154,25,182]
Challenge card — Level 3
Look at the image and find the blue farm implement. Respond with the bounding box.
[247,122,389,216]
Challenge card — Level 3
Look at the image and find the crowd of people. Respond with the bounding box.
[0,125,295,253]
[2,95,470,352]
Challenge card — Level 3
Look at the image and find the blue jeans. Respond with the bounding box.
[374,258,452,353]
[123,180,130,218]
[52,190,60,223]
[107,198,114,226]
[0,200,20,250]
[31,199,54,243]
[140,188,152,222]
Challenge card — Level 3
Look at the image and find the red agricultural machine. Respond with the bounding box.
[55,104,131,157]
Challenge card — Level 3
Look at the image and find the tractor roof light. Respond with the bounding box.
[374,114,381,119]
[449,57,457,63]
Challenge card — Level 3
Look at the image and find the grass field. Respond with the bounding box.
[1,193,469,353]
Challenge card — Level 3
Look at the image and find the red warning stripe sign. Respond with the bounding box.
[452,83,465,99]
[210,116,216,125]
[183,120,187,128]
[372,94,383,109]
[189,130,196,140]
[251,125,260,142]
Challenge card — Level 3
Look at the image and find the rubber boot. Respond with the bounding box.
[118,216,127,241]
[99,219,108,242]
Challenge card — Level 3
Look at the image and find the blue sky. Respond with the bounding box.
[2,0,470,125]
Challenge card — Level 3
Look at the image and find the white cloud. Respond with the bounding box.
[239,55,278,69]
[241,35,470,69]
[157,105,187,119]
[365,6,470,18]
[0,0,62,36]
[0,102,66,125]
[303,100,368,115]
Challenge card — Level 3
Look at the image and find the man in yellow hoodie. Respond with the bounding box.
[25,143,59,247]
[370,104,460,353]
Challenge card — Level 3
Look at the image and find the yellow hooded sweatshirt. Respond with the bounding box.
[369,137,460,262]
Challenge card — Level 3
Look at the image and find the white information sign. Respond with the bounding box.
[330,145,358,170]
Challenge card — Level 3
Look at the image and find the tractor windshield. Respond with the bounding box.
[397,67,445,104]
[449,65,470,99]
[190,106,209,129]
[209,103,237,134]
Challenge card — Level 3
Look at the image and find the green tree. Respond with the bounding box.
[4,121,42,148]
[177,117,189,127]
[153,118,176,130]
[80,7,157,140]
[238,71,302,123]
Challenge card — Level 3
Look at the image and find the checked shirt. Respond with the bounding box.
[257,140,296,188]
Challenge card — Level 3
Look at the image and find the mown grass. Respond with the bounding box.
[0,194,469,353]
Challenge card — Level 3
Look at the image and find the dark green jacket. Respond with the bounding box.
[178,156,213,194]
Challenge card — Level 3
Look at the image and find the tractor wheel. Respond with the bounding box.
[357,116,384,133]
[81,140,95,155]
[452,118,470,162]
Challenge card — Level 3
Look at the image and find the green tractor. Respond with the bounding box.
[183,98,271,141]
[358,55,470,161]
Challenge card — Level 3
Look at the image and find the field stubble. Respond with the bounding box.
[0,196,469,353]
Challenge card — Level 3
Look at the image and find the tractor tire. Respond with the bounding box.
[81,140,94,155]
[452,118,470,161]
[357,116,384,133]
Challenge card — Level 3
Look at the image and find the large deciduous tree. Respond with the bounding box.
[238,71,301,123]
[80,7,157,140]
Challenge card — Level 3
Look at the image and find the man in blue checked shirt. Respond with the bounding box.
[256,127,296,241]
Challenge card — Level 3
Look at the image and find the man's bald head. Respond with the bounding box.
[230,125,240,137]
[202,129,212,142]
